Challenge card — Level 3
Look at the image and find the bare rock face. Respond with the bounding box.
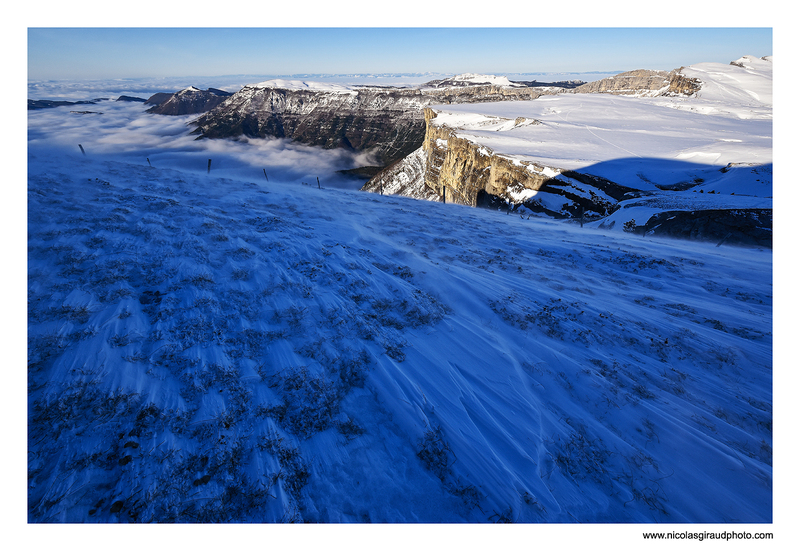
[360,147,438,200]
[573,69,672,96]
[364,109,565,207]
[572,68,701,97]
[146,87,233,116]
[363,108,640,219]
[191,82,557,167]
[363,104,769,247]
[664,70,702,96]
[419,109,553,206]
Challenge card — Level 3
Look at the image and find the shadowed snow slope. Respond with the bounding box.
[28,148,771,523]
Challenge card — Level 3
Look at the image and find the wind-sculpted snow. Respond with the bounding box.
[28,147,771,523]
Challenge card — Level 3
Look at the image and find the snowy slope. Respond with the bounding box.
[28,144,771,524]
[421,73,526,89]
[250,79,357,93]
[428,92,771,179]
[432,57,771,174]
[675,56,773,119]
[415,57,771,233]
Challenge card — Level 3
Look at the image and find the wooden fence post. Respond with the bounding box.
[207,159,211,173]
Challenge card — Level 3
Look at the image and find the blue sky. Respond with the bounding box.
[27,27,773,80]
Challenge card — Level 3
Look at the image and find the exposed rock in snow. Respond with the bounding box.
[421,73,525,89]
[573,69,676,97]
[190,80,562,167]
[361,147,437,200]
[365,56,772,245]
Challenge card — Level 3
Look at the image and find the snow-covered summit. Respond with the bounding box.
[248,74,526,92]
[422,73,525,89]
[730,55,773,71]
[451,73,521,86]
[677,55,772,116]
[249,79,355,93]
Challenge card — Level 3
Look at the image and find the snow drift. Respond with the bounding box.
[28,146,771,523]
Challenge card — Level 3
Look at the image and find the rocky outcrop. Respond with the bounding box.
[190,80,560,167]
[625,209,772,248]
[363,107,771,247]
[360,147,439,200]
[573,68,701,97]
[363,108,634,218]
[663,70,702,96]
[146,87,233,116]
[419,109,554,207]
[573,69,672,96]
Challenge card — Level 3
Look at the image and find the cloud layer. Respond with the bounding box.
[28,100,374,189]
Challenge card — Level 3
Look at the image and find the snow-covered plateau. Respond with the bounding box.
[365,56,772,248]
[26,59,773,530]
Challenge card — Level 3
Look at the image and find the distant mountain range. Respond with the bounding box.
[188,75,576,167]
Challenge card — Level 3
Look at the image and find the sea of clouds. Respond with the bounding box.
[27,71,618,100]
[28,91,377,189]
[27,72,618,190]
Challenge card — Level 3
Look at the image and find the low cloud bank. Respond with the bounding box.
[27,77,264,101]
[28,100,374,189]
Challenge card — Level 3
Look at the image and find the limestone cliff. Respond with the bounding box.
[190,80,560,167]
[573,69,701,97]
[362,108,635,218]
[663,70,703,96]
[360,147,439,201]
[419,109,554,207]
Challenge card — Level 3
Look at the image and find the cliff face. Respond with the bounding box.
[191,82,558,167]
[663,70,702,96]
[363,108,631,218]
[363,66,705,204]
[360,147,439,201]
[419,109,555,207]
[573,69,701,97]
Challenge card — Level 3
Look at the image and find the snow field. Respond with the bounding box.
[28,148,771,523]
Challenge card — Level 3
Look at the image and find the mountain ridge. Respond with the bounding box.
[361,57,772,246]
[188,76,568,167]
